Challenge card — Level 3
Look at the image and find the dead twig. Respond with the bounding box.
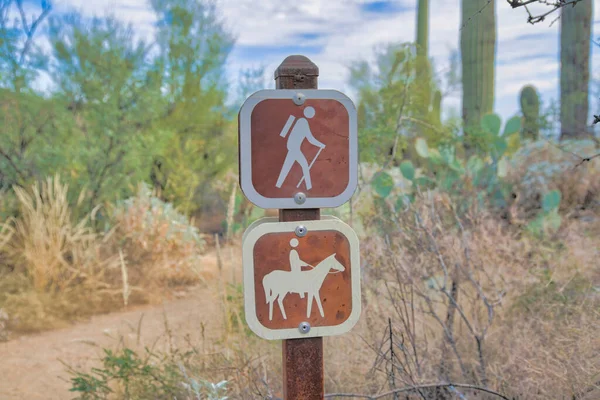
[325,382,511,399]
[506,0,584,25]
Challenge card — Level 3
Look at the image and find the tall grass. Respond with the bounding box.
[5,175,117,292]
[0,177,209,337]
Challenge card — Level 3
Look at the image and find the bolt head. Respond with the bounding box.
[298,322,311,334]
[294,192,306,204]
[293,92,306,106]
[295,225,307,237]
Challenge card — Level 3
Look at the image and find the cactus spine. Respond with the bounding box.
[460,0,496,142]
[519,85,540,141]
[559,0,592,140]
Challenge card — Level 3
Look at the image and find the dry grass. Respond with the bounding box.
[0,169,597,399]
[5,175,118,292]
[0,177,210,338]
[326,191,599,399]
[69,189,595,400]
[0,175,122,335]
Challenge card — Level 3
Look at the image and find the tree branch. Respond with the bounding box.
[325,382,511,400]
[0,147,28,185]
[542,138,600,169]
[500,0,584,25]
[15,0,52,65]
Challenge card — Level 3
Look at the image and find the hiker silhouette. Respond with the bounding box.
[275,106,325,190]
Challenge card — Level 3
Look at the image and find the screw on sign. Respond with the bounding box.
[238,55,360,400]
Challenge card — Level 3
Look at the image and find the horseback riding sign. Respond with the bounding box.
[238,89,358,209]
[242,218,361,340]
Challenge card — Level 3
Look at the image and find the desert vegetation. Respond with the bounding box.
[0,0,599,399]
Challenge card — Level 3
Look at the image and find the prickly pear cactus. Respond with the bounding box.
[519,85,540,141]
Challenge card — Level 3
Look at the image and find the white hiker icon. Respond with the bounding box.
[276,106,326,191]
[262,249,345,321]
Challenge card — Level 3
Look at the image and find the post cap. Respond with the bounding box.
[274,55,319,80]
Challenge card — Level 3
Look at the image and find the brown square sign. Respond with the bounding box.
[239,90,357,209]
[242,218,361,340]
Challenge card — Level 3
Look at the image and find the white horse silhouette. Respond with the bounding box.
[262,253,345,321]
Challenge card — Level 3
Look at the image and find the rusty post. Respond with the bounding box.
[275,55,324,399]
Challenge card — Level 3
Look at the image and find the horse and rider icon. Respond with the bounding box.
[261,238,344,321]
[276,106,326,191]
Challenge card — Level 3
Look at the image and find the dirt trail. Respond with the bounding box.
[0,249,239,400]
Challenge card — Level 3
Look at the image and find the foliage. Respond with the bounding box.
[225,283,253,337]
[67,346,229,399]
[0,89,71,194]
[506,139,600,218]
[235,65,267,108]
[109,182,206,288]
[525,190,562,237]
[2,0,239,225]
[348,43,451,166]
[48,13,165,211]
[370,113,522,216]
[223,188,263,236]
[0,0,51,91]
[150,0,236,216]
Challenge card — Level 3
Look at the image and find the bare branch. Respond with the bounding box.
[15,0,52,65]
[542,138,600,169]
[325,382,511,400]
[518,0,583,25]
[462,0,584,27]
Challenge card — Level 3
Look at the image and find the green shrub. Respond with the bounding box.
[109,183,206,288]
[67,346,229,400]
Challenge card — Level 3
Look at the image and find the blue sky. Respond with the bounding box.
[18,0,600,127]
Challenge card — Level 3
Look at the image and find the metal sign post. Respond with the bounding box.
[238,55,360,399]
[276,55,324,400]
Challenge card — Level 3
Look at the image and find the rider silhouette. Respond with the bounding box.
[289,238,310,299]
[276,106,325,190]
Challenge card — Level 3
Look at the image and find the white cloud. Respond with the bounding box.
[26,0,600,124]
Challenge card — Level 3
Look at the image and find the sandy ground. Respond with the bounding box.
[0,248,239,400]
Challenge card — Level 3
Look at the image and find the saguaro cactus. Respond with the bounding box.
[416,0,429,59]
[560,0,593,140]
[415,0,432,115]
[519,85,540,141]
[460,0,496,141]
[414,0,443,140]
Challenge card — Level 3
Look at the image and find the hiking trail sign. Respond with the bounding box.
[238,55,361,398]
[242,218,361,340]
[238,89,358,209]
